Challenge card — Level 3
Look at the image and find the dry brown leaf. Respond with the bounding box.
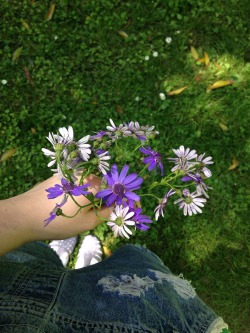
[207,80,233,92]
[24,66,34,85]
[45,3,55,21]
[194,75,202,81]
[0,148,16,162]
[214,61,221,70]
[167,86,188,96]
[191,46,199,60]
[116,105,123,114]
[117,30,128,38]
[228,158,239,170]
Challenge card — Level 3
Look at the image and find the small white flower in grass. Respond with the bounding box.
[135,96,140,102]
[165,37,172,44]
[145,55,150,61]
[107,205,135,239]
[54,35,58,40]
[159,93,166,100]
[1,79,7,85]
[153,51,158,57]
[174,189,206,216]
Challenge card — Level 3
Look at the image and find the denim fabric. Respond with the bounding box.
[0,242,224,333]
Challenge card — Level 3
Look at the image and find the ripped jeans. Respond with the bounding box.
[0,243,227,333]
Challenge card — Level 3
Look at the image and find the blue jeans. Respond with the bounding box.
[0,242,226,332]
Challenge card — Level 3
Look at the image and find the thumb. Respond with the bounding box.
[84,204,112,230]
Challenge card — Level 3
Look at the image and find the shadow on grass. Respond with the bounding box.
[158,241,249,333]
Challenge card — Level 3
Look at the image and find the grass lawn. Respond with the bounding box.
[0,1,249,332]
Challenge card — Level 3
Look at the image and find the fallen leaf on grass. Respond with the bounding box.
[206,80,233,92]
[228,158,239,170]
[214,61,221,70]
[191,46,199,60]
[24,66,34,85]
[103,246,112,257]
[31,127,36,134]
[197,52,210,66]
[194,75,202,81]
[0,148,16,162]
[45,3,55,21]
[219,123,229,132]
[167,86,188,96]
[116,105,123,114]
[12,47,23,63]
[21,19,30,30]
[117,30,128,38]
[204,52,210,66]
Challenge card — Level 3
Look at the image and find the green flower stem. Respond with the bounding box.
[138,164,149,176]
[61,208,82,218]
[140,193,160,201]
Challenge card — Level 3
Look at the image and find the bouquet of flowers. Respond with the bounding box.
[42,119,213,239]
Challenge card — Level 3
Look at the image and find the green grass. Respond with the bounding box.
[0,1,249,332]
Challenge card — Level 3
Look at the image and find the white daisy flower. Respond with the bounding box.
[1,79,7,85]
[106,119,129,138]
[41,148,57,167]
[58,126,74,145]
[46,132,64,147]
[197,153,214,178]
[76,135,91,161]
[135,96,140,102]
[145,55,150,61]
[168,145,197,172]
[96,150,111,175]
[107,205,135,239]
[174,189,206,216]
[153,51,158,57]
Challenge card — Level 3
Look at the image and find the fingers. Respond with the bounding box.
[83,174,104,196]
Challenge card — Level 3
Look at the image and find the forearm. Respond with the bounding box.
[0,176,110,256]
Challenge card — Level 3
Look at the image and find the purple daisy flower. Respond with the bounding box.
[154,189,175,220]
[95,164,143,206]
[139,146,164,176]
[132,207,152,231]
[44,196,67,226]
[123,202,152,231]
[181,172,212,198]
[90,130,107,141]
[46,178,91,199]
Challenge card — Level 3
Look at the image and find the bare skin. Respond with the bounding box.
[0,175,111,256]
